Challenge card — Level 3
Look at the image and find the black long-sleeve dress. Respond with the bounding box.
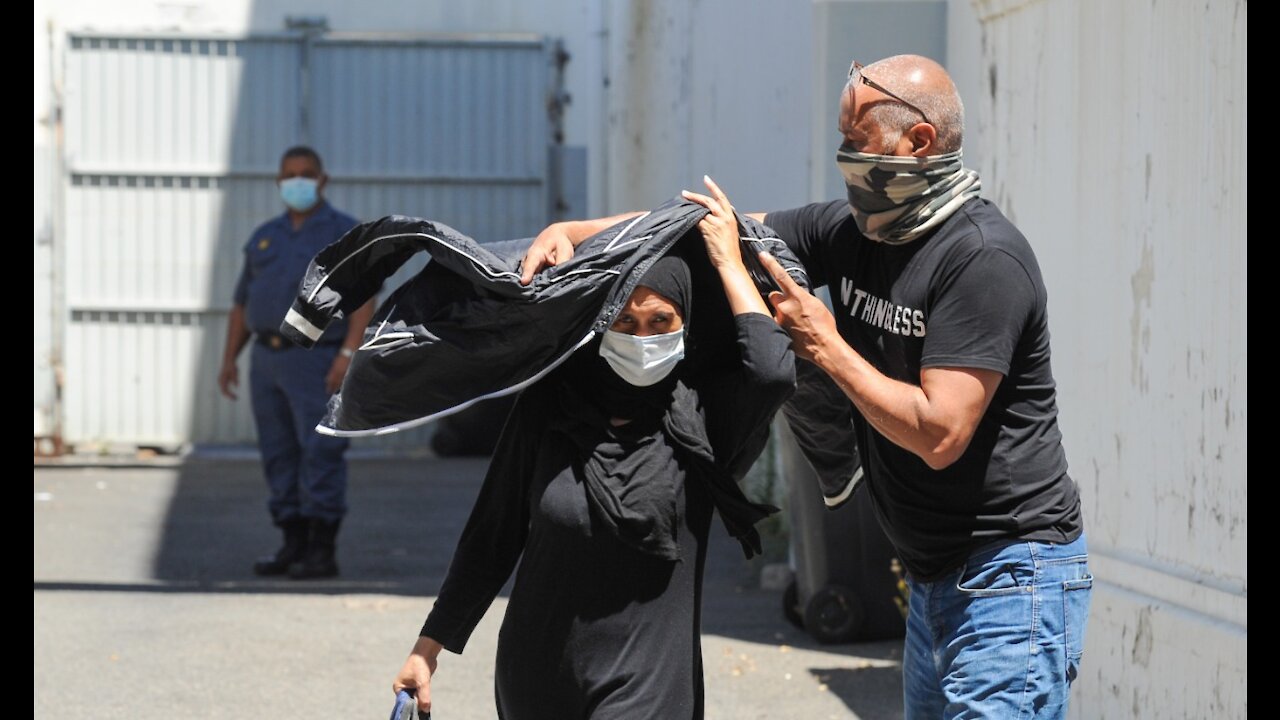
[420,313,794,719]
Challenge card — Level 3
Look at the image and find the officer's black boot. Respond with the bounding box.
[252,517,309,576]
[288,517,341,580]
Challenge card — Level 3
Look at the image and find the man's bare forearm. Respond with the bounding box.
[558,212,645,246]
[809,332,998,470]
[344,299,375,350]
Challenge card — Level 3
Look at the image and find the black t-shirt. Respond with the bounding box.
[766,198,1083,580]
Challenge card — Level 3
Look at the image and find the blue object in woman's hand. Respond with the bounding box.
[390,689,430,720]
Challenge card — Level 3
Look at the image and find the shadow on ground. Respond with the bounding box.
[36,454,907,718]
[162,454,484,595]
[811,664,905,720]
[35,453,905,657]
[34,455,479,596]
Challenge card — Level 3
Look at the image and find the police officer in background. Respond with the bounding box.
[218,145,373,580]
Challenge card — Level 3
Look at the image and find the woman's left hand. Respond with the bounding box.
[682,176,743,269]
[393,637,442,715]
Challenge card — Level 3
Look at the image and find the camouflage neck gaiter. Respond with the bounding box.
[836,145,982,245]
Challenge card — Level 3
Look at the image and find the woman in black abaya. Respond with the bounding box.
[393,184,795,719]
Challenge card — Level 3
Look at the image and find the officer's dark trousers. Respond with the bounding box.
[249,343,349,523]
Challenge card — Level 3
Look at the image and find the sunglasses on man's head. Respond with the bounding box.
[848,61,932,127]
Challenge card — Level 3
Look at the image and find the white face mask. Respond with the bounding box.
[598,328,685,387]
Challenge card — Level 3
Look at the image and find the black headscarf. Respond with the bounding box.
[551,254,775,561]
[634,254,691,320]
[567,255,692,423]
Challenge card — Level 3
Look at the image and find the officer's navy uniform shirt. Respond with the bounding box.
[233,201,359,344]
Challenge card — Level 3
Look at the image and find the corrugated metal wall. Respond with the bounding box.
[312,36,550,241]
[60,31,552,447]
[951,1,1247,716]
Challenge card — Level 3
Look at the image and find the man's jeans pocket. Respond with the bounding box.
[1063,573,1093,683]
[955,543,1035,597]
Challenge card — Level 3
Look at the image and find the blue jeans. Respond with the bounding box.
[249,343,349,523]
[903,533,1092,719]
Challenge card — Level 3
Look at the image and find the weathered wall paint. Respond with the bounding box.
[949,1,1247,715]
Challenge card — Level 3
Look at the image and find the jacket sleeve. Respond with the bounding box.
[280,215,524,348]
[738,213,865,507]
[780,360,865,508]
[280,216,438,347]
[418,393,539,653]
[696,217,806,480]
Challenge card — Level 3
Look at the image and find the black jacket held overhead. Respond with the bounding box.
[280,196,861,507]
[279,197,805,432]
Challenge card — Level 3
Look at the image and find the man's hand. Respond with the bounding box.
[519,222,576,285]
[681,175,744,269]
[219,304,249,400]
[325,353,351,395]
[394,637,442,715]
[758,251,840,362]
[218,361,239,400]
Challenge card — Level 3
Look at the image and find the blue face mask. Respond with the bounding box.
[279,177,320,212]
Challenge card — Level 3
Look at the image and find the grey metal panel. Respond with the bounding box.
[60,32,551,447]
[63,309,254,445]
[327,181,545,245]
[310,41,549,181]
[64,35,300,174]
[319,32,544,47]
[64,307,434,449]
[64,175,278,310]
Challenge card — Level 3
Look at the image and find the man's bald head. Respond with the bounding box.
[847,54,964,154]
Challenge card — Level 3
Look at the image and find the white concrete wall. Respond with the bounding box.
[808,1,947,203]
[601,0,813,213]
[948,1,1247,716]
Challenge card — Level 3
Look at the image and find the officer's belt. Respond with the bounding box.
[256,331,340,350]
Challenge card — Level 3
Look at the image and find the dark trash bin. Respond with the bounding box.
[778,362,905,644]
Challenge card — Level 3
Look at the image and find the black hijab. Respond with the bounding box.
[551,254,776,561]
[634,254,691,320]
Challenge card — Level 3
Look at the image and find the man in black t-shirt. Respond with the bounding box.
[518,54,1090,720]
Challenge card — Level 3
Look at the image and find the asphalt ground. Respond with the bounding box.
[34,455,903,719]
